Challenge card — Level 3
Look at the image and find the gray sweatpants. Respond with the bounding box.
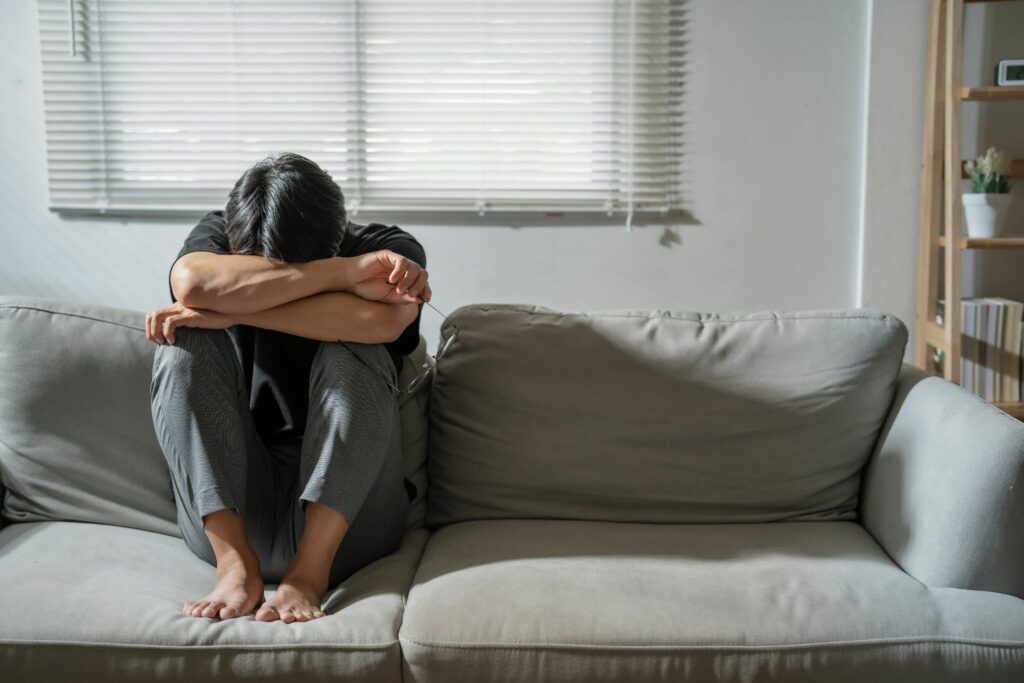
[149,326,410,587]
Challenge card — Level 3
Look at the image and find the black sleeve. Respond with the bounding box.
[370,225,427,359]
[168,210,230,303]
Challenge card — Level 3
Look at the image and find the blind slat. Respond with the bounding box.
[39,0,684,217]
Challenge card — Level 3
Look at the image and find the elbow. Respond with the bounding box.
[377,304,417,343]
[170,264,207,309]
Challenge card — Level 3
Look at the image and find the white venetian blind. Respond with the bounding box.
[38,0,683,221]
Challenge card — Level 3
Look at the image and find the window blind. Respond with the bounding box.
[39,0,683,224]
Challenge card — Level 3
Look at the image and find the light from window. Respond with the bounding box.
[39,0,684,221]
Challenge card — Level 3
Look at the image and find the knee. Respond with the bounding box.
[155,327,232,359]
[312,342,397,395]
[151,327,236,386]
[311,341,364,385]
[313,341,382,377]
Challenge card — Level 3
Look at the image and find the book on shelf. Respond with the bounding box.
[935,297,1024,401]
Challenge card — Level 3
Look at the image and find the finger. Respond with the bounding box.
[388,255,405,284]
[149,311,163,344]
[405,270,425,299]
[396,266,416,295]
[422,282,432,302]
[407,270,428,300]
[145,312,154,343]
[393,265,410,293]
[162,314,182,345]
[153,311,169,345]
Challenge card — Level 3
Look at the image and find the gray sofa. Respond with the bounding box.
[1,293,1022,682]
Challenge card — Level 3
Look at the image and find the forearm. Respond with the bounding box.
[233,290,417,344]
[174,253,356,314]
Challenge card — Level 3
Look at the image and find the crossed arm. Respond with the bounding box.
[146,250,429,345]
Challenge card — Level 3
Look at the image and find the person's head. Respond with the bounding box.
[225,153,346,263]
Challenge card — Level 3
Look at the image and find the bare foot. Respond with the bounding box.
[254,575,328,623]
[183,550,264,620]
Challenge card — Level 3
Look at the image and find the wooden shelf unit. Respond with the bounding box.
[960,86,1024,101]
[913,0,1024,421]
[937,236,1024,248]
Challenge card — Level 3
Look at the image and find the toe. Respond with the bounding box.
[314,609,326,619]
[219,604,239,620]
[281,610,297,624]
[189,601,207,617]
[201,601,223,618]
[255,606,280,622]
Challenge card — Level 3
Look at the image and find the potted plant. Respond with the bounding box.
[962,146,1014,238]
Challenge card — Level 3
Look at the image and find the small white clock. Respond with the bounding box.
[996,59,1024,86]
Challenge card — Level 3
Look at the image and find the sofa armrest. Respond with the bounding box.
[860,362,1024,598]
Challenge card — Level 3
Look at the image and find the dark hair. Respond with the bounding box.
[225,153,346,263]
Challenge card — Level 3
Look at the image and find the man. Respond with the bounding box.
[146,153,430,624]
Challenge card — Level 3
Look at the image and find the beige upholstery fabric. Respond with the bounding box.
[861,363,1024,599]
[426,304,907,528]
[397,336,432,532]
[400,519,1024,683]
[0,297,181,536]
[0,521,430,681]
[3,295,1021,681]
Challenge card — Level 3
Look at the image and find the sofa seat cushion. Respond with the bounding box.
[0,521,429,681]
[399,519,1024,683]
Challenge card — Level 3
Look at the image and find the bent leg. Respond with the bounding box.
[292,341,410,587]
[320,426,408,588]
[149,326,279,568]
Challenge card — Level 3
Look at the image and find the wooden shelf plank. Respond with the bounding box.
[937,235,1024,249]
[994,402,1024,420]
[923,319,947,350]
[942,0,965,385]
[961,159,1024,179]
[912,0,946,370]
[960,86,1024,101]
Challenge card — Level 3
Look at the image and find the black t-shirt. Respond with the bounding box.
[168,209,426,446]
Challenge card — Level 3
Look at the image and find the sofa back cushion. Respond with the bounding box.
[0,295,431,535]
[425,304,908,529]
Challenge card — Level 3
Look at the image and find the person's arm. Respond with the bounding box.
[171,249,426,316]
[232,290,421,344]
[170,251,351,315]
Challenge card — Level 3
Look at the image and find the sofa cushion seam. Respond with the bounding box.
[0,305,143,333]
[0,637,399,652]
[458,305,901,325]
[397,634,1024,651]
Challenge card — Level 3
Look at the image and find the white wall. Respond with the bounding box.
[858,0,928,320]
[7,0,1003,358]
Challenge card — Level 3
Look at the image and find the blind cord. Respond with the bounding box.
[67,0,76,57]
[625,0,637,233]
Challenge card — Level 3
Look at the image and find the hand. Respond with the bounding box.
[145,302,236,345]
[345,249,432,305]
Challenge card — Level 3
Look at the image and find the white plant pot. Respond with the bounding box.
[961,193,1013,238]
